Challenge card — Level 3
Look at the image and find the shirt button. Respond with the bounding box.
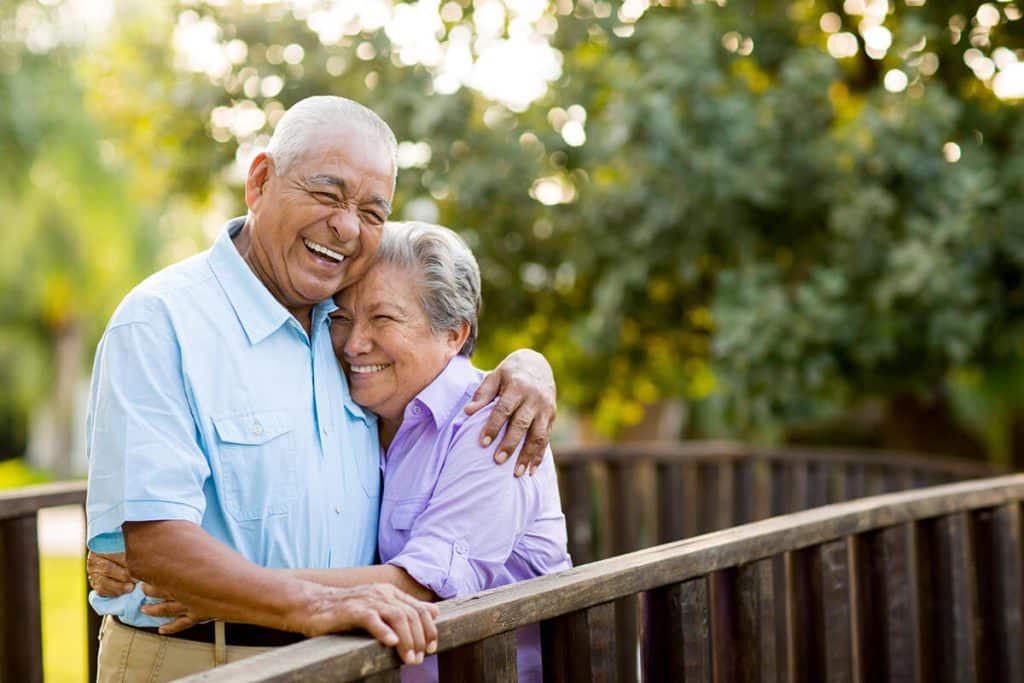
[252,423,264,435]
[334,505,342,514]
[454,542,468,556]
[411,405,421,415]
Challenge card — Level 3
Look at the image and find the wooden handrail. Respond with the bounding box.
[0,480,86,520]
[179,474,1024,682]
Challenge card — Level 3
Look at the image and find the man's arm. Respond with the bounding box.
[464,349,557,476]
[123,520,437,664]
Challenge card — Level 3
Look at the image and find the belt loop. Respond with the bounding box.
[214,621,227,666]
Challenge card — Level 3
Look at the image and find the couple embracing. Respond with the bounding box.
[85,96,570,682]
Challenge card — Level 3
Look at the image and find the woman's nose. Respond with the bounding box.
[344,321,373,356]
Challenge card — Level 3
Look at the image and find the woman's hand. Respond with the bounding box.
[87,551,137,597]
[138,582,206,634]
[464,348,556,476]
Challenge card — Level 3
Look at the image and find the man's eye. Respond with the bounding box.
[314,192,340,203]
[362,210,384,224]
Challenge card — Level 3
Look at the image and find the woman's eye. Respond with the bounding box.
[330,316,352,325]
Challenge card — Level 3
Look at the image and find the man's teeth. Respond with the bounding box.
[350,363,391,374]
[303,238,344,262]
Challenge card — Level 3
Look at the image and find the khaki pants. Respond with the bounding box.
[96,616,274,682]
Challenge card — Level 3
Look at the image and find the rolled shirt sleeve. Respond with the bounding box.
[386,411,536,599]
[86,307,210,553]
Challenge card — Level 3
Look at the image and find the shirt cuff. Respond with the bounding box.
[387,535,477,600]
[87,499,204,552]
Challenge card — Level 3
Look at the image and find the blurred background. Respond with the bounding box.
[0,0,1022,678]
[2,0,1024,478]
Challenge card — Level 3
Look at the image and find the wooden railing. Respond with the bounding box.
[0,443,998,682]
[0,481,96,683]
[186,474,1024,682]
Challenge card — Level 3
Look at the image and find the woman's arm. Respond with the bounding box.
[284,565,437,603]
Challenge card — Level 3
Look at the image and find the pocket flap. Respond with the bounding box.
[213,411,292,445]
[389,499,428,530]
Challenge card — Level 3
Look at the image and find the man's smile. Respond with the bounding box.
[303,237,345,263]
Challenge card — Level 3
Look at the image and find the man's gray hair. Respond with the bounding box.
[266,96,398,176]
[376,221,481,357]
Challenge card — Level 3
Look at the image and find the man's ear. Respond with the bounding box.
[244,153,275,210]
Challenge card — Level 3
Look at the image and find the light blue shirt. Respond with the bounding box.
[85,218,380,626]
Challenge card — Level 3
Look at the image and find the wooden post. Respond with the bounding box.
[0,514,44,683]
[439,631,517,681]
[543,602,616,683]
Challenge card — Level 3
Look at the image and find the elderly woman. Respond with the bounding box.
[318,220,571,680]
[95,221,570,680]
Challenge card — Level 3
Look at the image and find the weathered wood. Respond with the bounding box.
[710,562,777,682]
[0,514,43,683]
[807,464,830,509]
[932,512,985,683]
[734,458,757,524]
[177,475,1024,683]
[878,523,930,683]
[608,462,639,683]
[544,602,616,683]
[682,462,700,539]
[985,503,1024,681]
[439,630,517,682]
[681,577,712,683]
[814,539,853,682]
[560,462,594,565]
[716,462,736,531]
[0,481,86,520]
[786,548,824,683]
[642,583,686,682]
[843,464,866,502]
[696,463,719,534]
[656,462,686,544]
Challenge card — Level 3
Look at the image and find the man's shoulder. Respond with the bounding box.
[108,250,217,327]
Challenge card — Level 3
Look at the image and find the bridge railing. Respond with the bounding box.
[0,443,998,682]
[185,473,1024,683]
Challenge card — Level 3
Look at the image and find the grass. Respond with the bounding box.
[41,554,87,683]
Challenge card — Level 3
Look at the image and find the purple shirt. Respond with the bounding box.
[379,355,571,682]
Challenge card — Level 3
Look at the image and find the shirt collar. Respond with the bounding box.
[208,217,302,345]
[408,355,479,428]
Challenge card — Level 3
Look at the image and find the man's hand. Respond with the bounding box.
[293,583,439,664]
[464,348,556,476]
[87,551,136,597]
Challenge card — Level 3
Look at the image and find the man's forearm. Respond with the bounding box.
[124,520,323,633]
[285,565,437,602]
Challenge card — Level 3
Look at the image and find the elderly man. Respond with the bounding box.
[86,96,557,681]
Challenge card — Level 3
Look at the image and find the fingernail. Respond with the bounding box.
[427,641,437,654]
[406,650,416,663]
[417,653,424,664]
[515,463,526,477]
[481,436,492,447]
[496,450,509,463]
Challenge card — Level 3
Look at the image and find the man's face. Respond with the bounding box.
[244,125,396,317]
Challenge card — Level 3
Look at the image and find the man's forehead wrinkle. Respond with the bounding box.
[308,173,346,190]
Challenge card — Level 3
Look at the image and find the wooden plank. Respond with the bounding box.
[986,503,1024,681]
[0,514,43,683]
[0,481,86,520]
[439,630,517,681]
[681,577,712,683]
[642,584,685,682]
[360,671,401,683]
[734,458,756,524]
[876,523,931,682]
[696,463,719,534]
[717,462,736,531]
[933,512,985,682]
[814,539,853,682]
[843,464,866,502]
[656,463,686,544]
[769,462,786,516]
[561,462,594,566]
[786,548,825,683]
[682,462,700,538]
[543,602,616,683]
[608,462,639,683]
[807,464,830,508]
[849,532,882,683]
[176,475,1024,683]
[711,561,777,682]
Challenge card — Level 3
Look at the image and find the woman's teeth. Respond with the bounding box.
[350,363,391,374]
[304,238,344,262]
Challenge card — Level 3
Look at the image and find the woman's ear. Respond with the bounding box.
[446,321,471,358]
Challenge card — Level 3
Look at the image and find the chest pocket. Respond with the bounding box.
[212,411,298,521]
[388,498,429,531]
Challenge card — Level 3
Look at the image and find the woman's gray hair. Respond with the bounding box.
[376,221,481,357]
[266,96,398,177]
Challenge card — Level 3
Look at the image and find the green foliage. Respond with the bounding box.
[3,0,1023,448]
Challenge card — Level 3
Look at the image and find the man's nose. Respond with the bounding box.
[328,206,360,244]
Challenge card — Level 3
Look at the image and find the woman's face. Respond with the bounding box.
[331,264,464,424]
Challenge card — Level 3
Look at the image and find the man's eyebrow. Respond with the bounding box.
[307,174,345,190]
[307,175,391,215]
